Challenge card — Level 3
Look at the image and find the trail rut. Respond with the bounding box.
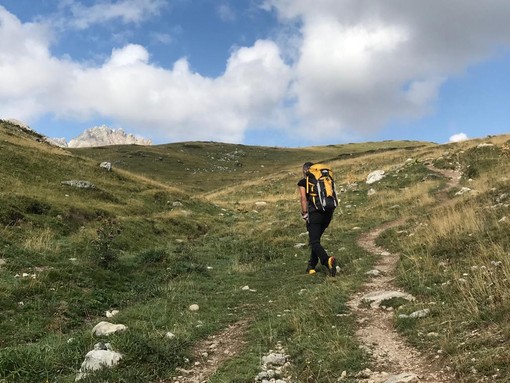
[347,165,461,382]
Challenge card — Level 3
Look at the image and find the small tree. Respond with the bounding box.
[91,218,121,268]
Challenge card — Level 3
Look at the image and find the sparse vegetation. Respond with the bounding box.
[0,119,509,382]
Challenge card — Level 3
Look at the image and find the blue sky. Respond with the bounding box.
[1,0,509,147]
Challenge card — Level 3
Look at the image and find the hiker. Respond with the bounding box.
[297,162,337,276]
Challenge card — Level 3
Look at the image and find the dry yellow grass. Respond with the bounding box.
[22,227,59,252]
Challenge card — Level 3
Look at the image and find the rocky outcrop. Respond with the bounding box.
[64,125,152,148]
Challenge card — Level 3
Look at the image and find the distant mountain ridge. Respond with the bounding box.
[64,125,152,148]
[2,118,152,148]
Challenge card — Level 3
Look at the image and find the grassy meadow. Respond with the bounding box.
[0,119,509,382]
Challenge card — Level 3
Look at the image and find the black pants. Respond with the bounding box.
[306,210,333,269]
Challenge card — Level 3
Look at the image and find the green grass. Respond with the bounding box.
[1,120,510,382]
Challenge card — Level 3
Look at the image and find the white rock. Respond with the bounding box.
[383,372,419,383]
[189,304,200,312]
[455,187,472,196]
[99,162,112,171]
[241,285,250,291]
[366,269,382,277]
[262,353,287,366]
[361,290,415,308]
[366,170,385,184]
[255,201,267,206]
[91,321,127,336]
[75,349,122,381]
[409,308,430,318]
[105,310,119,318]
[294,243,307,248]
[165,332,176,339]
[399,308,431,319]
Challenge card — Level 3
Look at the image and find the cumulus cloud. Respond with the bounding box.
[2,2,510,145]
[264,0,510,141]
[0,6,290,143]
[449,133,468,143]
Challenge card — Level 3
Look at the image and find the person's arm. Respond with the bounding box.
[299,186,308,220]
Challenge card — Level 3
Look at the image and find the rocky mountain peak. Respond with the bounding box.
[66,125,152,148]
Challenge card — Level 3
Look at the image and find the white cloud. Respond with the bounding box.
[2,2,510,145]
[449,133,468,143]
[60,0,167,29]
[264,0,510,142]
[0,7,291,143]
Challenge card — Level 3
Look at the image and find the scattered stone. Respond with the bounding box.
[99,162,112,171]
[455,187,472,196]
[172,201,183,207]
[366,170,385,184]
[255,342,292,382]
[399,308,430,319]
[61,180,96,189]
[255,201,267,207]
[262,353,287,366]
[105,310,119,318]
[367,188,377,196]
[165,332,176,339]
[294,243,307,248]
[241,285,250,291]
[384,372,419,383]
[91,321,127,336]
[75,347,122,381]
[362,290,415,308]
[189,304,200,312]
[366,269,382,277]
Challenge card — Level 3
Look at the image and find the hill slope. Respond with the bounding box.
[1,119,509,383]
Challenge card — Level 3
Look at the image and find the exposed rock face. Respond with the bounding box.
[6,118,32,131]
[66,125,152,148]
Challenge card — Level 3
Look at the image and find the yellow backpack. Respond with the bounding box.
[306,163,338,211]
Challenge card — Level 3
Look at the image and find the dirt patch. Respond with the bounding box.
[165,319,250,383]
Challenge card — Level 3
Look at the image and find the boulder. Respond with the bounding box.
[75,348,122,381]
[366,170,385,184]
[361,290,415,308]
[100,162,112,171]
[92,321,127,336]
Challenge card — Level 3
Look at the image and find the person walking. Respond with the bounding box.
[297,162,337,276]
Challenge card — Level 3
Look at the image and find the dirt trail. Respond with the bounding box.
[163,319,250,383]
[347,165,461,383]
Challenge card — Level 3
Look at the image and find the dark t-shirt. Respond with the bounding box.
[297,178,306,188]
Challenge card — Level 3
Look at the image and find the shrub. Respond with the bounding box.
[90,218,122,268]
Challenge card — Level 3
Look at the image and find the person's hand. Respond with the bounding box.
[301,212,308,221]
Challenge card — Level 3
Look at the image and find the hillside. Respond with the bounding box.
[0,119,509,383]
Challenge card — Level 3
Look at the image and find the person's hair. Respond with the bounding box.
[303,162,313,172]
